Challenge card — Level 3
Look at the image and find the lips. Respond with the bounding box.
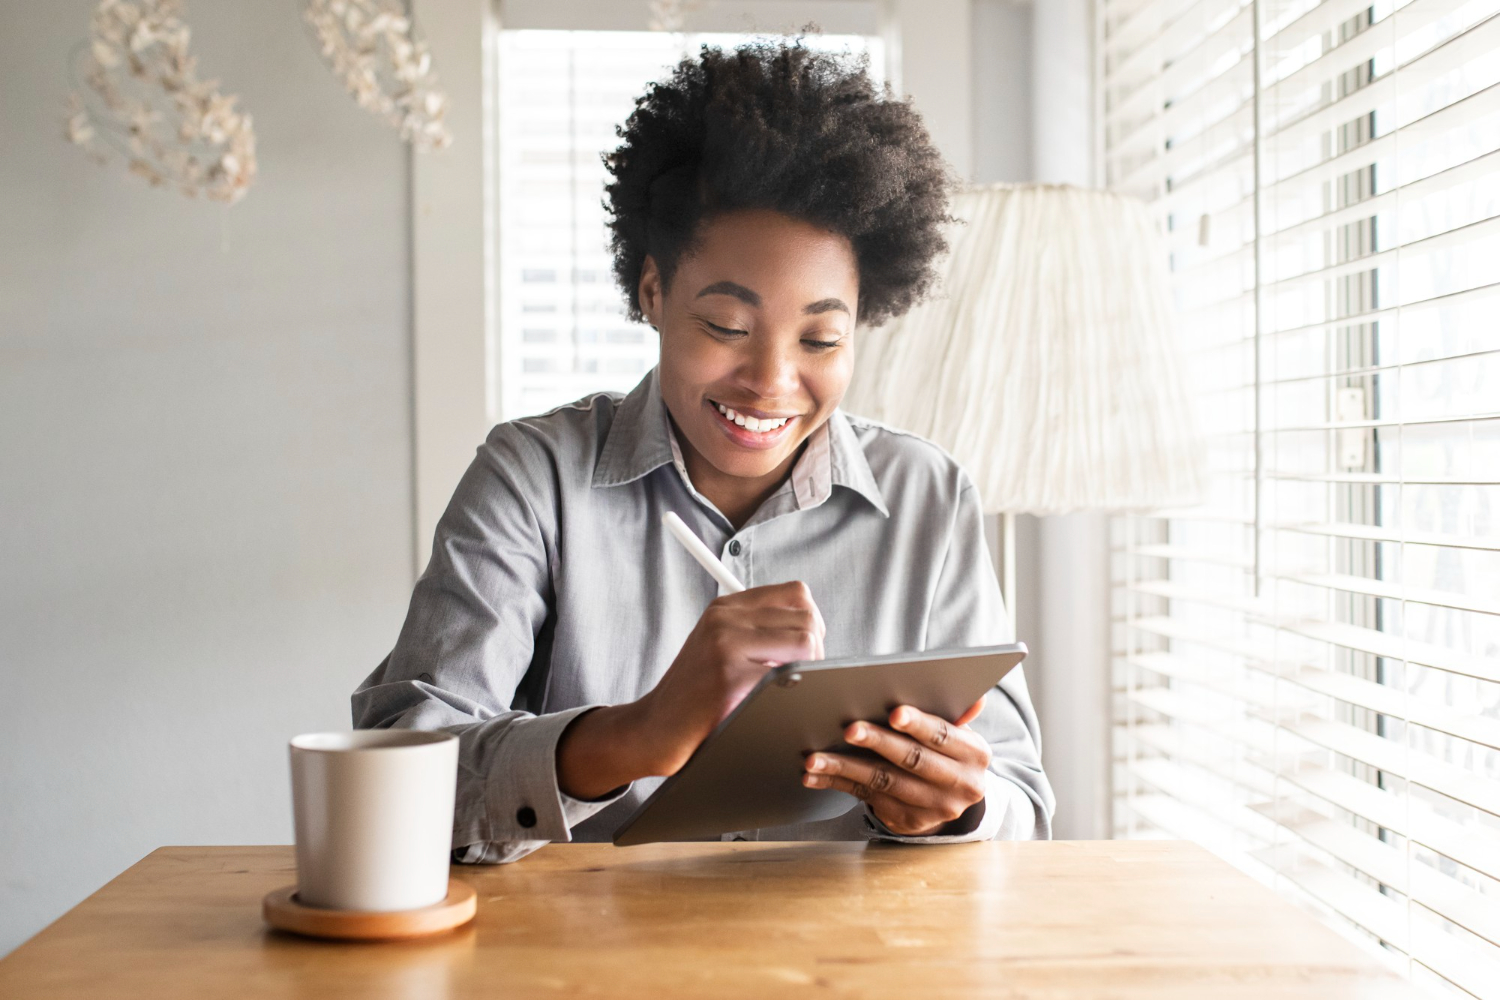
[705,398,799,450]
[711,400,793,433]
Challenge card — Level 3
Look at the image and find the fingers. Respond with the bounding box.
[715,624,821,669]
[798,706,993,829]
[746,608,823,663]
[954,694,986,728]
[807,779,950,837]
[803,740,986,809]
[840,720,964,789]
[721,581,821,621]
[887,705,992,767]
[807,599,826,659]
[711,581,825,661]
[814,782,943,835]
[804,755,978,833]
[802,753,954,815]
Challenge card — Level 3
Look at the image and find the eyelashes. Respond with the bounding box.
[701,320,844,350]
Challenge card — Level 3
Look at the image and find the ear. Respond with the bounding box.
[638,255,664,330]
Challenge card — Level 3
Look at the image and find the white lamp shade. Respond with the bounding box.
[846,183,1205,516]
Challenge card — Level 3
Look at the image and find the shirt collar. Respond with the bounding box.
[592,367,889,517]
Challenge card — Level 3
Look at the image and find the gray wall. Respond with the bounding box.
[0,0,1074,958]
[972,0,1033,184]
[968,0,1046,816]
[1028,0,1113,842]
[0,0,415,956]
[971,0,1112,842]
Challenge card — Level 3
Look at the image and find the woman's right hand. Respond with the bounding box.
[556,581,825,799]
[636,581,826,776]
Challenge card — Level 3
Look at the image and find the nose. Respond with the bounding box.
[736,335,800,402]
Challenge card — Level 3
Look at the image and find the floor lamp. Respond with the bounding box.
[846,183,1204,633]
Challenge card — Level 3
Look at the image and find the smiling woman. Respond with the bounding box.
[353,39,1053,861]
[646,209,861,526]
[607,41,951,528]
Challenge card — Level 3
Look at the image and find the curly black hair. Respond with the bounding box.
[603,39,954,328]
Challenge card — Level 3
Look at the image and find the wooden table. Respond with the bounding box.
[0,841,1423,999]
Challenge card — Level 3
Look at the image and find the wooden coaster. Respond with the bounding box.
[263,880,476,941]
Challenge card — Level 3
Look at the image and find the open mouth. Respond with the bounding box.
[706,398,799,448]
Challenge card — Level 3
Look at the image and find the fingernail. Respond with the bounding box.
[803,774,825,788]
[850,724,866,742]
[808,756,827,772]
[893,708,909,726]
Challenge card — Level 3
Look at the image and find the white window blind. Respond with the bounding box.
[495,29,881,421]
[1104,0,1500,995]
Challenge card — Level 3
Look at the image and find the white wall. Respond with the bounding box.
[0,0,416,956]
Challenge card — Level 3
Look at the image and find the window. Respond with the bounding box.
[495,29,883,421]
[1104,0,1500,994]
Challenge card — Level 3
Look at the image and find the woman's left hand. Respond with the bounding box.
[802,696,992,836]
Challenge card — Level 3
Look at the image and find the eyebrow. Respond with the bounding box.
[695,281,761,307]
[694,282,851,317]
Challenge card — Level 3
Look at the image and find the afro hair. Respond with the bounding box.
[603,39,954,328]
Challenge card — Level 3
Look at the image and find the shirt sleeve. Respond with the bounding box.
[350,424,629,865]
[865,477,1055,843]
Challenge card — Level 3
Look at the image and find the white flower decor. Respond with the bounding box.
[65,0,256,203]
[303,0,451,150]
[648,0,704,33]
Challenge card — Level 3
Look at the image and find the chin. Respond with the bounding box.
[703,443,794,479]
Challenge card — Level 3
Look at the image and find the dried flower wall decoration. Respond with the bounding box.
[648,0,705,33]
[64,0,256,203]
[303,0,451,150]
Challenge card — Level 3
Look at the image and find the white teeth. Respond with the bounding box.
[713,401,790,433]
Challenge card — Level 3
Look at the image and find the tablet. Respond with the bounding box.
[612,643,1027,846]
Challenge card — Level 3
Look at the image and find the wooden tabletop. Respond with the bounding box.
[0,841,1422,999]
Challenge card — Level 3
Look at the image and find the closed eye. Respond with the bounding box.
[804,337,843,349]
[704,320,749,337]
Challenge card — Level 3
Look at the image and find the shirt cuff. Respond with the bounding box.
[454,705,632,863]
[863,771,1033,844]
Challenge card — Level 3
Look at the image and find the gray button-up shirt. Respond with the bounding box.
[352,368,1053,862]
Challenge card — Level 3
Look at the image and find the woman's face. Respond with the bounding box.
[639,209,859,484]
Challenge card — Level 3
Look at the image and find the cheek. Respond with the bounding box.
[807,348,856,411]
[658,326,727,396]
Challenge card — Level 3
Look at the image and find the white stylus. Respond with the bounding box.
[662,511,746,593]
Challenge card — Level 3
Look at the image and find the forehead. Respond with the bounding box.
[675,209,859,305]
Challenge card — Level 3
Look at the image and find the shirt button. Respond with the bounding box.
[728,540,742,556]
[516,806,537,829]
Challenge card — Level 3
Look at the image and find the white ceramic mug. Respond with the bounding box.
[289,729,459,912]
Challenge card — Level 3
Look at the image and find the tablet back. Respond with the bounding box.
[612,643,1026,846]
